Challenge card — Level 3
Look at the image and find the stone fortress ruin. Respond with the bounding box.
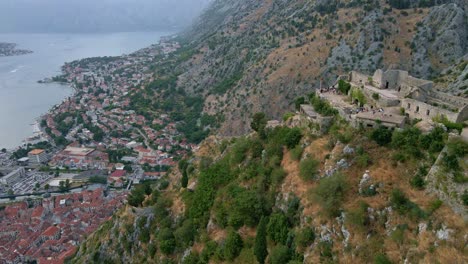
[345,69,468,125]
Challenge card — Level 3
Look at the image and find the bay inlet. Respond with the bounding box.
[0,32,171,149]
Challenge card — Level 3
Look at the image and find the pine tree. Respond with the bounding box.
[254,216,268,264]
[181,171,188,188]
[179,159,189,188]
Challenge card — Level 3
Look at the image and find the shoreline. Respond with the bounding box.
[7,81,76,152]
[4,31,177,152]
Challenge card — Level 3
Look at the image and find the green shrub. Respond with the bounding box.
[390,225,407,245]
[224,185,264,228]
[139,228,150,243]
[410,166,427,190]
[399,107,406,115]
[230,138,251,165]
[455,171,468,183]
[148,243,157,258]
[290,145,304,161]
[371,127,393,146]
[310,93,338,116]
[433,115,463,134]
[175,219,196,248]
[254,217,268,264]
[346,201,370,230]
[372,93,380,100]
[338,80,351,95]
[251,112,267,133]
[295,97,305,111]
[269,245,291,264]
[267,213,290,244]
[392,152,407,163]
[428,199,443,214]
[159,180,170,190]
[200,240,218,263]
[313,173,348,217]
[462,190,468,206]
[128,185,146,207]
[283,112,295,122]
[222,229,243,261]
[391,127,424,159]
[374,253,393,264]
[390,189,426,219]
[187,161,233,227]
[296,227,315,248]
[183,252,200,264]
[356,153,371,168]
[285,128,303,149]
[441,153,460,172]
[420,126,446,153]
[299,158,319,181]
[447,138,468,157]
[351,88,367,107]
[271,167,286,187]
[318,241,333,262]
[158,228,176,255]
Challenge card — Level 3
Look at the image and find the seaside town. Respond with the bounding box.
[0,188,126,263]
[0,37,193,263]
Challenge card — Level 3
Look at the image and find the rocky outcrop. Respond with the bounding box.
[411,3,467,78]
[425,143,467,221]
[326,10,384,76]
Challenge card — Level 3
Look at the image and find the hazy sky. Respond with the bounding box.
[0,0,212,33]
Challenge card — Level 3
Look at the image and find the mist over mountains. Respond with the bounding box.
[0,0,212,33]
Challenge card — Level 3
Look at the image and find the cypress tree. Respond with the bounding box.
[254,216,268,264]
[181,170,188,188]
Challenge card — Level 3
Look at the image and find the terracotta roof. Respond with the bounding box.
[42,226,60,237]
[29,149,45,155]
[110,170,126,178]
[31,207,44,218]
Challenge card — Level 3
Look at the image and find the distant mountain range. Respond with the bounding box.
[0,0,212,33]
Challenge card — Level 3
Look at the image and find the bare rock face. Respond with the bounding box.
[411,3,467,78]
[444,56,468,97]
[325,10,384,76]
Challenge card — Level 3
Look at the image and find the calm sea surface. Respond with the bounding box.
[0,32,171,149]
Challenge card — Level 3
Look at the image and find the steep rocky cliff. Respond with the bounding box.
[72,123,468,263]
[169,0,468,135]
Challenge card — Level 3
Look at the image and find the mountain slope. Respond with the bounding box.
[172,0,467,135]
[71,119,468,263]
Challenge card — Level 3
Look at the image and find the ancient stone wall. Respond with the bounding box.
[456,105,468,123]
[361,86,400,107]
[350,71,370,86]
[402,98,459,122]
[372,69,384,88]
[406,75,433,90]
[384,70,406,90]
[430,91,468,108]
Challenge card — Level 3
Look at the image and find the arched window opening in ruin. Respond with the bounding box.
[385,81,389,89]
[426,110,430,116]
[416,106,419,113]
[407,103,411,109]
[398,86,401,92]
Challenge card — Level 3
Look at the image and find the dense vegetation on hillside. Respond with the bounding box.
[71,106,467,262]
